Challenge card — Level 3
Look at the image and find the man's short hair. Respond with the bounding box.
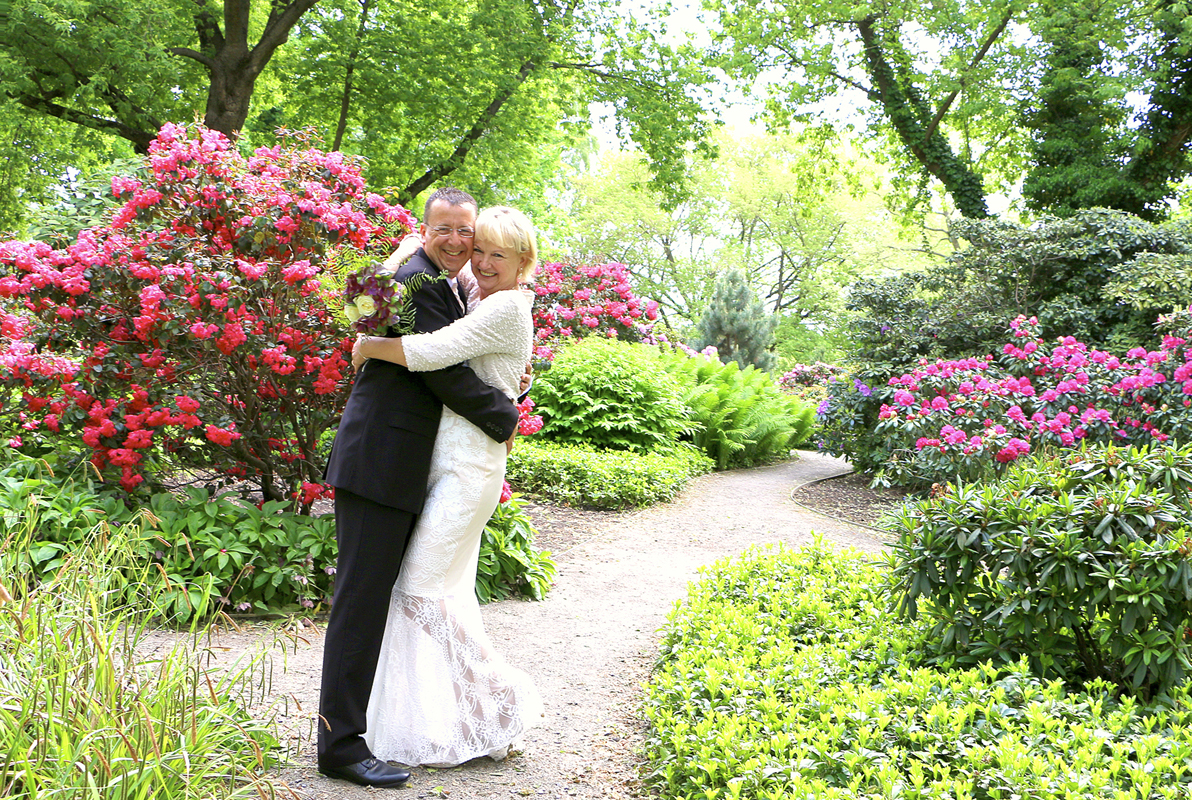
[423,187,477,221]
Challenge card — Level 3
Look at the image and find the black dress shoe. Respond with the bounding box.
[320,757,410,788]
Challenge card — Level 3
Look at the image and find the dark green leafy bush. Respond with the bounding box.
[476,492,557,603]
[531,338,692,453]
[661,352,815,469]
[886,443,1192,698]
[0,453,337,620]
[2,450,553,620]
[646,541,1192,800]
[506,439,712,509]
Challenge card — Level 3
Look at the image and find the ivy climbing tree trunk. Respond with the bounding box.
[709,0,1192,221]
[855,15,989,219]
[1125,0,1192,217]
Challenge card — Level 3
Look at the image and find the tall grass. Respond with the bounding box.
[0,496,288,799]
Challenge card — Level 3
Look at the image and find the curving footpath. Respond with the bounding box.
[269,451,886,798]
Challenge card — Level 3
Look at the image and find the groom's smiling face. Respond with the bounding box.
[420,199,478,278]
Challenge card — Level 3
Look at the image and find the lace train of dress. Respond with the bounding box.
[365,410,542,766]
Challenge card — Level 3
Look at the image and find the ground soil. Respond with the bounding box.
[178,452,913,799]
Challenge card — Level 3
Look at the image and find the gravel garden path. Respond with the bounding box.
[195,452,893,799]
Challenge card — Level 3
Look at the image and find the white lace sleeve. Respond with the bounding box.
[402,291,528,372]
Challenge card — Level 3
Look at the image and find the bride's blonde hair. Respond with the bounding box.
[475,206,537,282]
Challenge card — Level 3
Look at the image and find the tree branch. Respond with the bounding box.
[334,0,372,151]
[398,58,539,203]
[770,41,874,97]
[253,0,320,66]
[224,0,251,54]
[189,0,225,53]
[15,93,156,151]
[855,14,988,218]
[922,10,1013,142]
[168,46,217,70]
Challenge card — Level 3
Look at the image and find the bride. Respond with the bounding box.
[350,206,542,767]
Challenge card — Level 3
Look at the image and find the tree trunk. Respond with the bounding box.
[171,0,320,140]
[204,43,259,138]
[333,0,373,151]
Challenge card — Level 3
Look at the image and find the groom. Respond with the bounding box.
[318,187,519,788]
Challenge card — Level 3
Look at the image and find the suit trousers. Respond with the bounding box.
[318,487,416,769]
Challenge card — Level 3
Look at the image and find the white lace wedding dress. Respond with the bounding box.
[364,287,541,767]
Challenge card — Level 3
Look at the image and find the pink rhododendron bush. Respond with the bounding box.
[817,311,1192,488]
[0,123,414,509]
[529,260,661,363]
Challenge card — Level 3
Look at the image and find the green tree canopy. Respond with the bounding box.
[705,0,1192,221]
[0,0,310,148]
[559,129,930,334]
[0,0,717,232]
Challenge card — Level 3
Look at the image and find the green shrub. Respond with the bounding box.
[531,338,692,453]
[0,452,338,621]
[507,439,712,509]
[886,442,1192,699]
[476,492,557,603]
[0,521,283,797]
[646,541,1192,800]
[1,450,556,618]
[660,352,815,469]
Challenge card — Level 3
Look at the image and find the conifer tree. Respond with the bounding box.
[692,269,776,370]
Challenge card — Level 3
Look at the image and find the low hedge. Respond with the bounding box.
[506,439,713,509]
[645,541,1192,800]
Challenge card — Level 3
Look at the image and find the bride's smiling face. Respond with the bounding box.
[471,235,525,297]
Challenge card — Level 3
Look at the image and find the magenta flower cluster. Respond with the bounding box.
[779,362,846,390]
[869,312,1192,485]
[530,261,660,362]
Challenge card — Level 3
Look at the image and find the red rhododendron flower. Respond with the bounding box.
[0,122,414,502]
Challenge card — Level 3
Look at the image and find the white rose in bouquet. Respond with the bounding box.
[355,295,377,316]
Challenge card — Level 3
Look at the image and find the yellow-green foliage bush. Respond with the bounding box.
[646,541,1192,800]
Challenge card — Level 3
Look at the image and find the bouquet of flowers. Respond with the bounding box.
[342,260,442,336]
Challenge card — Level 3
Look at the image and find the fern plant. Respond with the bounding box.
[662,352,815,469]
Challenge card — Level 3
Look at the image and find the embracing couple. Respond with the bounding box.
[317,188,542,788]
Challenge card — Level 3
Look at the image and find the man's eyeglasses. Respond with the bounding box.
[428,226,475,238]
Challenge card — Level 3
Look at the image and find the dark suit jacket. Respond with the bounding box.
[325,249,518,512]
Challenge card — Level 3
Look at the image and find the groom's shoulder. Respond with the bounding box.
[395,250,439,282]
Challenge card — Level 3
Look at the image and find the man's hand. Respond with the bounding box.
[505,432,516,455]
